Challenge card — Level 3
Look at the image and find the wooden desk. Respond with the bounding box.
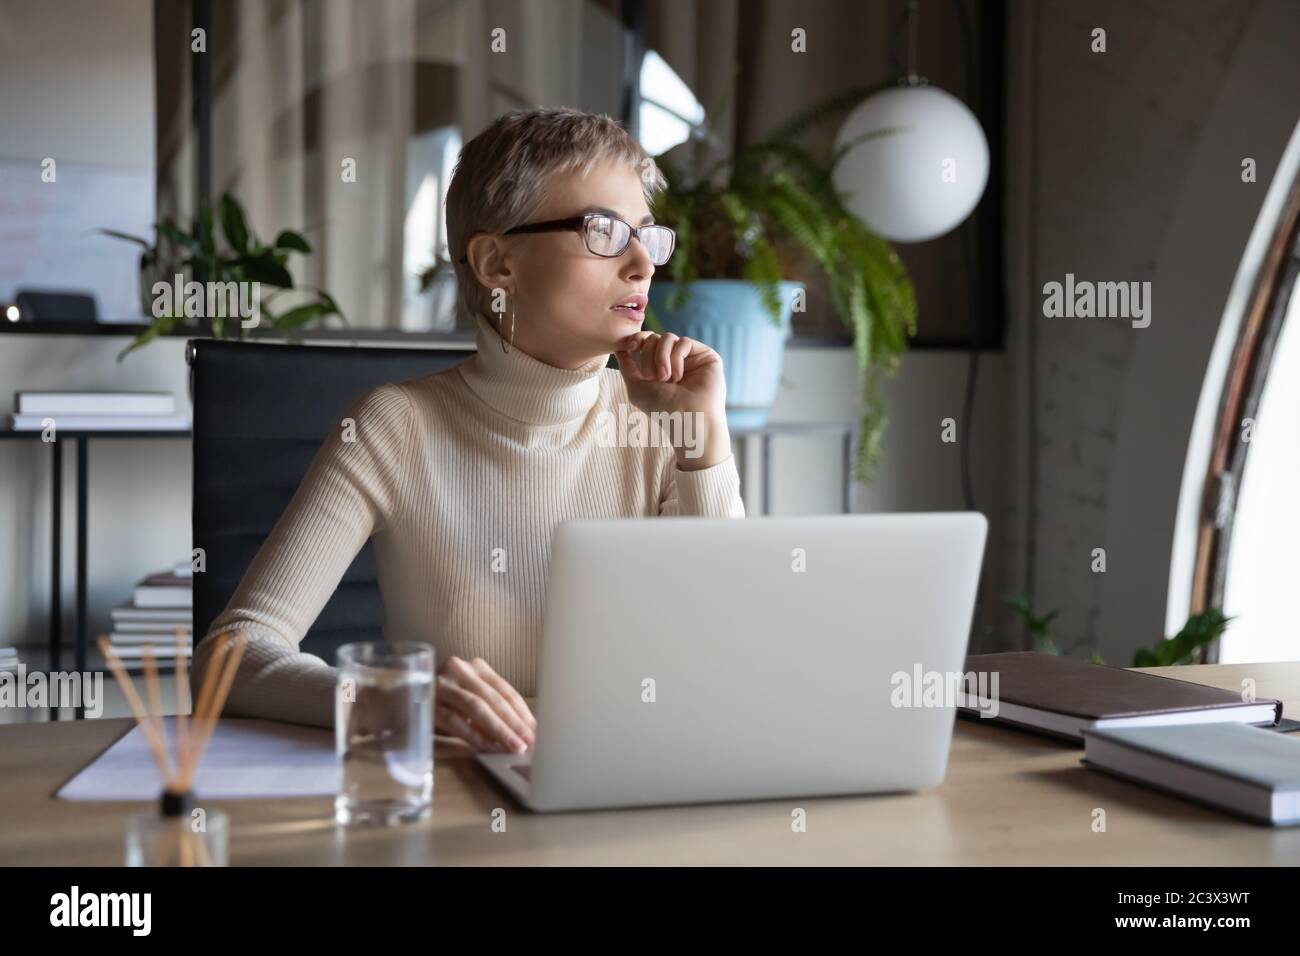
[3,664,1300,865]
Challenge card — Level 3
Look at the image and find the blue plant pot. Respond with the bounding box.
[648,280,802,430]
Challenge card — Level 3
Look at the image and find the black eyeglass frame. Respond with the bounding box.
[456,213,676,265]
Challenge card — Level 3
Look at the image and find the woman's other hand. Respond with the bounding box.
[435,655,536,754]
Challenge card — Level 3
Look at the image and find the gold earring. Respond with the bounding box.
[501,294,516,354]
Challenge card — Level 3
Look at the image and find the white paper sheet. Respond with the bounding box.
[57,717,340,800]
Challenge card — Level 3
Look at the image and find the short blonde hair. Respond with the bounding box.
[446,107,667,324]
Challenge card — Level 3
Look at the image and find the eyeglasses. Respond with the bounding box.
[456,213,675,266]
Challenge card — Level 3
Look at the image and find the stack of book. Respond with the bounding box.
[0,647,20,673]
[8,391,189,432]
[959,652,1297,826]
[106,561,194,664]
[1083,723,1300,827]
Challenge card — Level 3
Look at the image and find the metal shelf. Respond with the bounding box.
[1,429,193,718]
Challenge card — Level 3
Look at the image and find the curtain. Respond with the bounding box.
[192,0,625,333]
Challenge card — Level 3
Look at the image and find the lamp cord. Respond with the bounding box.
[906,0,920,83]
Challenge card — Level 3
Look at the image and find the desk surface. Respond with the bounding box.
[3,663,1300,865]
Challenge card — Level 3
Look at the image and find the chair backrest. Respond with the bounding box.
[188,337,470,663]
[16,289,97,321]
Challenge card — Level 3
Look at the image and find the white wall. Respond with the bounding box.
[734,346,1007,641]
[0,0,154,168]
[0,0,156,320]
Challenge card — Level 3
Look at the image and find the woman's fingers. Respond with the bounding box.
[436,670,529,753]
[436,704,492,752]
[471,657,537,734]
[442,656,533,746]
[618,332,696,384]
[620,331,663,381]
[644,332,677,380]
[669,335,691,382]
[616,331,655,382]
[621,330,655,354]
[615,350,648,383]
[437,678,526,752]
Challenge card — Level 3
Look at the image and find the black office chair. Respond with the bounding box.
[187,337,469,663]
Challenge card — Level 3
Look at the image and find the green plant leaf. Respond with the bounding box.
[116,313,179,361]
[273,230,311,253]
[157,219,201,253]
[418,257,454,293]
[315,289,340,315]
[828,125,913,172]
[1132,608,1233,667]
[735,142,842,212]
[742,235,784,324]
[219,194,250,254]
[296,287,349,327]
[1002,594,1067,653]
[98,228,151,248]
[753,81,893,151]
[273,302,329,330]
[231,255,293,289]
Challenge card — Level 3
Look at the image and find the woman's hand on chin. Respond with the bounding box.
[434,655,537,755]
[615,331,725,416]
[615,331,732,471]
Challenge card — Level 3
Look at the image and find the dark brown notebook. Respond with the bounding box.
[957,652,1282,743]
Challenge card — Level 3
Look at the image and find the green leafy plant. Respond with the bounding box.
[1132,608,1233,667]
[1002,594,1232,667]
[649,82,918,484]
[102,193,345,359]
[1001,593,1097,660]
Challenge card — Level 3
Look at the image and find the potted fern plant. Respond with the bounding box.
[648,84,916,484]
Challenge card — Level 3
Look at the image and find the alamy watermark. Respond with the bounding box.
[595,402,704,458]
[1,664,103,717]
[152,273,261,329]
[1042,273,1151,329]
[890,664,1000,718]
[50,886,150,935]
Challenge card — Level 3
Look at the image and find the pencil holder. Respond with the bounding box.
[125,789,229,867]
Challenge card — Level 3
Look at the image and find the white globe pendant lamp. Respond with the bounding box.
[831,2,989,243]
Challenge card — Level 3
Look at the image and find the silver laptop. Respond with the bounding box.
[476,512,987,812]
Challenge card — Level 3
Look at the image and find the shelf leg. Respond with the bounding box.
[75,437,88,719]
[761,434,772,516]
[49,438,62,721]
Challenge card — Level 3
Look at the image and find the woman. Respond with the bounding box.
[192,107,745,755]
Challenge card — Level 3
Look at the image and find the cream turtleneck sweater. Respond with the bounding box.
[192,314,745,728]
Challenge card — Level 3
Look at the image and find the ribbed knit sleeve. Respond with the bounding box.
[658,453,747,518]
[192,383,415,728]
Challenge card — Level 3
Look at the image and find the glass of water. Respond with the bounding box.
[334,641,435,826]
